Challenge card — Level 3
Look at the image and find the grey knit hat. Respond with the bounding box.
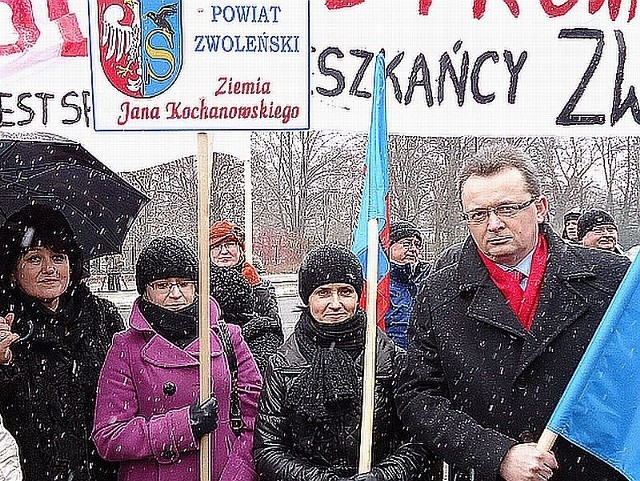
[577,210,616,241]
[389,220,422,245]
[298,244,364,304]
[135,237,198,294]
[563,210,581,223]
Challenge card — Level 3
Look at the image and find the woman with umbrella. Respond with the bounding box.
[0,204,124,481]
[92,236,262,481]
[254,244,434,481]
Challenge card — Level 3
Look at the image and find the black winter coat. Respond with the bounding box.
[0,283,124,481]
[397,226,630,481]
[240,278,284,373]
[254,325,434,481]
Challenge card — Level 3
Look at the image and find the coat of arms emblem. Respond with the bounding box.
[98,0,182,97]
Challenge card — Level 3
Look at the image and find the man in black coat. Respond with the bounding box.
[397,144,630,481]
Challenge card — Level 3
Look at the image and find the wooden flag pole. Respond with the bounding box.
[358,218,379,473]
[537,429,558,452]
[244,156,253,264]
[197,132,212,481]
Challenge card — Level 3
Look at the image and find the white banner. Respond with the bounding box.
[1,0,640,170]
[88,0,309,130]
[310,0,640,136]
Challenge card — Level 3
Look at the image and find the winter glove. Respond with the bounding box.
[348,473,377,481]
[189,395,219,439]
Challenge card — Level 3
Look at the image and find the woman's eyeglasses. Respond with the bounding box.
[147,280,196,293]
[210,241,239,254]
[589,225,617,235]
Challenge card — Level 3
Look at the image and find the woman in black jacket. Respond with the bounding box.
[254,244,434,481]
[0,205,124,481]
[209,220,283,373]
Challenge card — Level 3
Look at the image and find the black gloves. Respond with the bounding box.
[189,395,219,439]
[349,474,377,481]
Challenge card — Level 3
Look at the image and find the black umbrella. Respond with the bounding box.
[0,139,149,260]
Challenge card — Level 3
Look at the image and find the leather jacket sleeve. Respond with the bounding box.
[253,357,340,481]
[372,346,438,481]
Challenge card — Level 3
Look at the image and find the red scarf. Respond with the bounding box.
[479,234,548,330]
[240,261,261,286]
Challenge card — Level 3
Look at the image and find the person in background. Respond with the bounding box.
[0,204,123,481]
[254,244,435,481]
[385,220,431,349]
[92,236,262,481]
[560,209,581,244]
[209,221,283,372]
[210,265,277,371]
[577,209,625,255]
[397,144,629,481]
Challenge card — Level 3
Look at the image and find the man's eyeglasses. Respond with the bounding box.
[462,198,537,225]
[589,225,617,235]
[147,280,196,293]
[210,241,238,254]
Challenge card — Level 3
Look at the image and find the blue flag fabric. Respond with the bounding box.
[351,52,390,327]
[547,254,640,481]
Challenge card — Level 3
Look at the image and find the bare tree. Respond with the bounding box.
[116,134,640,274]
[210,152,244,223]
[252,131,364,243]
[526,137,603,229]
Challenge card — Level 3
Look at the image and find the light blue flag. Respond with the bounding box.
[351,52,390,327]
[547,254,640,481]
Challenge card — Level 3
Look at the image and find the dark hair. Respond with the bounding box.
[457,144,542,200]
[0,205,83,289]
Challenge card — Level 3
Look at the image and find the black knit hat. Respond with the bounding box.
[209,265,255,316]
[563,210,581,223]
[136,237,198,294]
[577,210,617,241]
[389,220,422,245]
[298,244,364,304]
[0,204,83,287]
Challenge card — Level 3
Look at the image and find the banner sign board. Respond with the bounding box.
[310,0,640,136]
[1,0,640,169]
[87,0,310,130]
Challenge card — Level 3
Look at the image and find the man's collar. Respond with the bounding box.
[497,247,535,277]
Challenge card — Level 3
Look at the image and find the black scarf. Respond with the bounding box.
[10,283,85,347]
[287,308,366,422]
[139,298,199,349]
[6,283,105,463]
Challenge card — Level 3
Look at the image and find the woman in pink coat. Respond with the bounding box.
[92,237,262,481]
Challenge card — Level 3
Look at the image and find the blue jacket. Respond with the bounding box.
[385,261,430,349]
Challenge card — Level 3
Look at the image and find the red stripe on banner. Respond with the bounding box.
[325,0,365,10]
[418,0,432,15]
[357,197,391,330]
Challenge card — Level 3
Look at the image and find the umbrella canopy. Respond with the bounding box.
[0,139,149,260]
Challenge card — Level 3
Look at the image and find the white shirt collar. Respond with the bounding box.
[497,248,535,289]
